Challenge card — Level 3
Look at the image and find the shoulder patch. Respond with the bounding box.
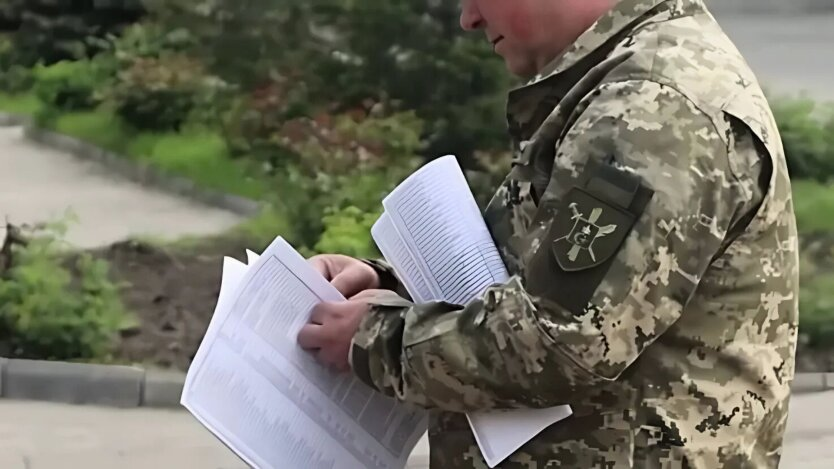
[551,187,636,271]
[524,158,654,316]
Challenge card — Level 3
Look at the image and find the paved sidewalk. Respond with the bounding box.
[1,391,833,468]
[0,399,429,469]
[781,391,834,468]
[0,126,245,249]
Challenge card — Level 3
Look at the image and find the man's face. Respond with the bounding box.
[460,0,605,78]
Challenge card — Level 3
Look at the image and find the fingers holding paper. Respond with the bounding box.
[308,254,381,298]
[297,300,371,372]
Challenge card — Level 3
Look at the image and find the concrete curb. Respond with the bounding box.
[0,358,185,409]
[0,112,32,127]
[1,114,262,218]
[0,358,831,409]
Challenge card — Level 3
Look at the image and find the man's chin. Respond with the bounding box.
[502,57,537,80]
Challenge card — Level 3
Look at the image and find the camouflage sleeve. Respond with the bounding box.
[360,258,412,301]
[350,80,754,412]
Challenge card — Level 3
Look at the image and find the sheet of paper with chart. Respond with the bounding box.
[181,236,428,469]
[372,155,573,468]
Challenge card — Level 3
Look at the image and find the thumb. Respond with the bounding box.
[330,266,372,298]
[308,256,332,280]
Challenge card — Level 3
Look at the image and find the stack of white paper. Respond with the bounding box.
[372,155,573,467]
[181,237,428,469]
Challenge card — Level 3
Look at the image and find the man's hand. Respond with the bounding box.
[308,254,380,298]
[297,300,371,372]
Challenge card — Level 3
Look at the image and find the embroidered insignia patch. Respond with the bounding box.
[551,187,635,272]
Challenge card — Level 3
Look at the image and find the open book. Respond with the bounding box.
[181,237,428,469]
[371,155,572,467]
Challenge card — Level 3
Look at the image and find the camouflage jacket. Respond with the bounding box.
[352,0,800,467]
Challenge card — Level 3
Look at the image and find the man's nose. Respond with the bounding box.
[459,0,483,31]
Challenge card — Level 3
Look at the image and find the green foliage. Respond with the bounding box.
[32,60,102,111]
[144,0,319,90]
[310,0,513,163]
[792,180,834,234]
[0,221,131,361]
[7,0,145,67]
[799,272,834,348]
[89,21,196,70]
[0,64,34,93]
[314,206,381,258]
[0,34,34,93]
[147,0,512,164]
[267,111,421,249]
[106,54,207,131]
[771,95,834,182]
[798,236,834,348]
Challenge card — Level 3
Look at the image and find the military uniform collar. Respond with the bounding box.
[506,0,671,138]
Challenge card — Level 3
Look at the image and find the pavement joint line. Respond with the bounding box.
[0,357,830,409]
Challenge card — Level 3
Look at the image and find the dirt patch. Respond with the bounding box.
[93,234,269,371]
[85,235,833,374]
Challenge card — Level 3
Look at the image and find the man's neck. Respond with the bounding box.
[533,0,617,75]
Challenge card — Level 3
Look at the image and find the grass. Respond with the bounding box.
[0,91,44,117]
[129,130,269,200]
[45,106,271,202]
[52,109,131,153]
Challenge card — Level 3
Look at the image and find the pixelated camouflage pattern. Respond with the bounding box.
[351,0,799,466]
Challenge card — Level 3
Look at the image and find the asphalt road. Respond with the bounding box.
[1,391,832,468]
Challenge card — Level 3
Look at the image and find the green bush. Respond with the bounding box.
[32,60,102,112]
[268,111,421,250]
[8,0,145,68]
[771,95,834,182]
[0,35,34,93]
[148,0,512,165]
[107,54,206,131]
[0,65,35,93]
[0,222,131,361]
[314,206,381,258]
[798,237,834,348]
[792,180,834,235]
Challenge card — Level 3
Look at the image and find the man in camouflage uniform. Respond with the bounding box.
[299,0,800,466]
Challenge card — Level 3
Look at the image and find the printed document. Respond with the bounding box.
[372,155,573,467]
[182,236,428,469]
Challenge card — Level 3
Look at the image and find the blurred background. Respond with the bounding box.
[0,0,832,468]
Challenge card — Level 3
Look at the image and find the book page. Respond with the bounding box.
[370,212,436,303]
[372,155,573,467]
[182,236,428,469]
[466,405,574,467]
[381,155,509,305]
